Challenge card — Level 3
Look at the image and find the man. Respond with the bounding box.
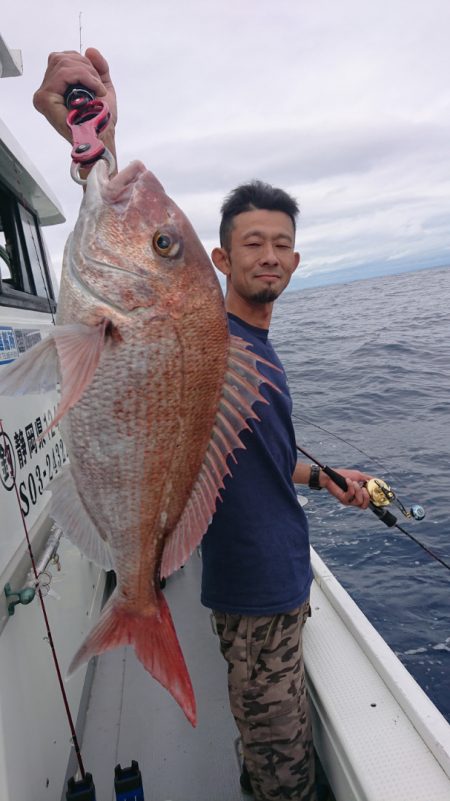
[34,49,371,801]
[201,182,370,801]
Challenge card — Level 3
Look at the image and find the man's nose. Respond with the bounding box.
[259,243,279,264]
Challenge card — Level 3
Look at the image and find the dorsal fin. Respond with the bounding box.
[161,335,280,577]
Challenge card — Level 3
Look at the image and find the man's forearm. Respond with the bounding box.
[292,461,312,486]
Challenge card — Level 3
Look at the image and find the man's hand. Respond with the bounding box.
[321,467,372,509]
[33,48,118,144]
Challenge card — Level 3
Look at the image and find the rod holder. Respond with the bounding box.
[114,760,144,800]
[66,773,96,800]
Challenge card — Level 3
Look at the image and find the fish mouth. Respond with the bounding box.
[86,159,164,207]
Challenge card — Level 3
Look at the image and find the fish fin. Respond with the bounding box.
[0,335,58,395]
[50,467,114,569]
[67,590,196,726]
[0,322,108,432]
[161,334,280,577]
[46,321,108,432]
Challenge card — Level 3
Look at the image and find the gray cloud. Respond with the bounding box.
[126,119,449,196]
[1,0,449,288]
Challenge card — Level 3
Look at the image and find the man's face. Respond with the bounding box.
[219,209,300,303]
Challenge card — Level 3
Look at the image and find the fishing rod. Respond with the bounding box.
[296,442,450,573]
[291,410,397,478]
[0,421,88,782]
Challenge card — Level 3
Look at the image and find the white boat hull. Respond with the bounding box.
[305,548,450,800]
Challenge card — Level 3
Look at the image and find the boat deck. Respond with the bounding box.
[77,551,246,801]
[73,548,450,801]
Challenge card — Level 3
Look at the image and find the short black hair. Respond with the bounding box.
[219,180,299,251]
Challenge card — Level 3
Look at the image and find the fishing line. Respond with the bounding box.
[291,410,396,478]
[296,442,450,574]
[0,419,87,780]
[393,521,450,572]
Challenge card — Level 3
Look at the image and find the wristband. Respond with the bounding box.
[308,464,323,490]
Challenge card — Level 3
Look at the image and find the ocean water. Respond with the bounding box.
[270,265,450,722]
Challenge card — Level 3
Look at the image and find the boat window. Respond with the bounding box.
[17,203,53,299]
[0,227,13,283]
[0,183,56,313]
[1,201,16,280]
[8,206,33,293]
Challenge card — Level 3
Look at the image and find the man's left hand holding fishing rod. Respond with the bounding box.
[293,461,372,508]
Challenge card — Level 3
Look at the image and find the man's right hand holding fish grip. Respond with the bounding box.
[33,48,118,178]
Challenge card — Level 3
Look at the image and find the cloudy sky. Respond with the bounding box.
[1,0,450,290]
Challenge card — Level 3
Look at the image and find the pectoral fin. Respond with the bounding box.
[0,321,108,432]
[50,321,108,430]
[0,335,58,395]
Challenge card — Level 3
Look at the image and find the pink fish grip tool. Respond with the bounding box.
[64,84,116,185]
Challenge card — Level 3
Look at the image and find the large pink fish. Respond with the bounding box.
[0,160,277,725]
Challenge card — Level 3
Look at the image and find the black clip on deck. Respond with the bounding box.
[114,760,145,801]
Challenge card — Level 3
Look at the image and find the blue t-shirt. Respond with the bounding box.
[201,313,313,615]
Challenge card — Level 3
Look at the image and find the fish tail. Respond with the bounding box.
[67,591,196,726]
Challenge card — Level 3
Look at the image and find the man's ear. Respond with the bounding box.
[211,247,231,276]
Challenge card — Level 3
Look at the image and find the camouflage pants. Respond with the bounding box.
[213,601,317,801]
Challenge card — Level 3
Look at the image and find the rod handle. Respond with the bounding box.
[322,465,349,492]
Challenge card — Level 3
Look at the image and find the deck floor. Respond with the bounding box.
[80,551,247,801]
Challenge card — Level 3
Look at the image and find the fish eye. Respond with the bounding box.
[152,228,183,258]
